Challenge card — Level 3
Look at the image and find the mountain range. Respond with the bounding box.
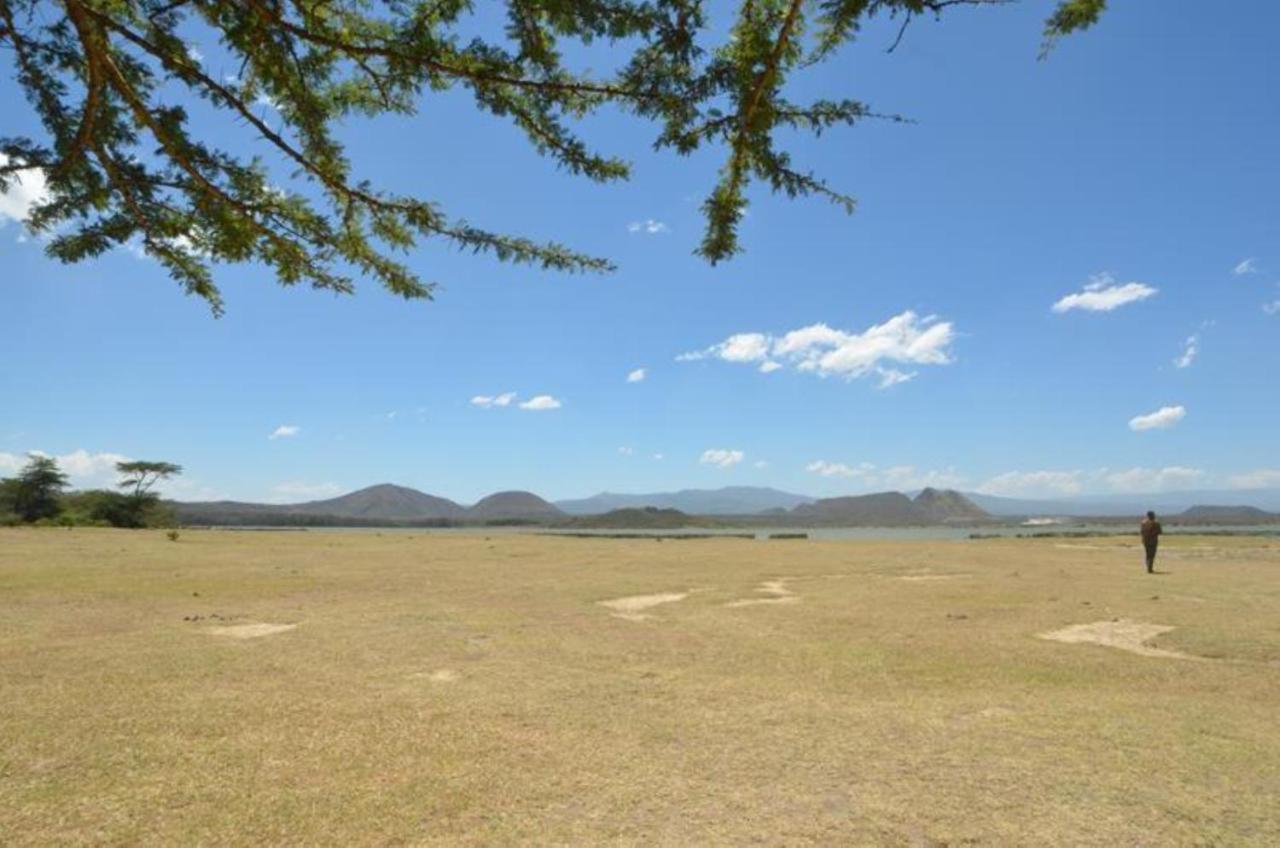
[173,484,562,525]
[555,486,814,515]
[170,483,1280,527]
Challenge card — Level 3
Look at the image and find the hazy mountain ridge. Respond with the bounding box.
[171,483,1280,527]
[964,488,1280,517]
[555,486,813,516]
[791,489,990,526]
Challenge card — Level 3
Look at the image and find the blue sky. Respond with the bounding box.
[2,1,1277,504]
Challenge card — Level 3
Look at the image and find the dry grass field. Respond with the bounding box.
[2,528,1279,845]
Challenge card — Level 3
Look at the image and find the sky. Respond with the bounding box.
[2,1,1278,505]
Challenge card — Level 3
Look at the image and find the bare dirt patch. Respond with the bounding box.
[408,669,460,683]
[725,578,799,608]
[599,592,688,621]
[896,574,970,582]
[1039,620,1201,661]
[206,622,297,639]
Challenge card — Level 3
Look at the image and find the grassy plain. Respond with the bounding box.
[2,528,1278,845]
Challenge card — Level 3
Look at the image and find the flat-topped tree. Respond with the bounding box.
[116,460,182,498]
[1,1,1105,314]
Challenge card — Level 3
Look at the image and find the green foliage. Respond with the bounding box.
[116,460,182,497]
[8,454,68,522]
[0,477,18,516]
[166,529,180,541]
[60,488,174,528]
[1,0,1104,314]
[1041,0,1106,56]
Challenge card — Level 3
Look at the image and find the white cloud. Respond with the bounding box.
[1173,335,1198,369]
[653,453,664,461]
[678,311,956,385]
[1104,466,1203,493]
[877,368,914,388]
[269,424,300,439]
[754,460,768,469]
[1052,273,1157,313]
[977,470,1086,498]
[679,332,771,363]
[1233,258,1258,275]
[627,219,669,235]
[519,395,562,411]
[1263,300,1280,316]
[187,44,204,63]
[879,465,966,491]
[805,460,962,490]
[0,452,24,475]
[1128,405,1186,432]
[700,449,744,469]
[806,460,869,479]
[0,449,130,489]
[626,368,646,383]
[471,392,516,408]
[0,154,50,226]
[1227,469,1280,489]
[269,481,343,502]
[618,446,634,456]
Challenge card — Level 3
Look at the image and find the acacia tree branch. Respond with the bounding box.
[248,0,653,101]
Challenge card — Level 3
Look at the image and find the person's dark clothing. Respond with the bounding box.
[1140,518,1162,573]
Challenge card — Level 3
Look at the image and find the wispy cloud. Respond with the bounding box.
[805,461,963,490]
[1264,300,1280,316]
[978,466,1203,497]
[1128,405,1186,431]
[518,395,562,411]
[627,219,669,235]
[618,446,634,456]
[0,154,50,227]
[1104,466,1203,492]
[470,392,516,408]
[653,453,664,461]
[977,470,1085,498]
[626,368,646,383]
[1052,272,1157,313]
[700,449,744,469]
[1173,335,1199,368]
[807,460,870,479]
[269,424,300,439]
[1227,469,1280,489]
[678,311,956,386]
[753,460,768,469]
[1233,257,1258,276]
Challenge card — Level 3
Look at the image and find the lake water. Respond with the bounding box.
[276,524,1280,541]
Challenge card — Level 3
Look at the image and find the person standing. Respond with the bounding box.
[1140,511,1162,573]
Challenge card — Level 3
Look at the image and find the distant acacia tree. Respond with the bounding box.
[10,453,68,522]
[0,0,1104,314]
[116,460,183,497]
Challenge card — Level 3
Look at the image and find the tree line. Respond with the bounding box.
[0,454,181,528]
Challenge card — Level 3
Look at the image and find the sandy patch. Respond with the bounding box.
[1039,619,1201,660]
[896,574,969,582]
[207,622,297,639]
[725,579,799,608]
[599,592,688,621]
[411,669,459,683]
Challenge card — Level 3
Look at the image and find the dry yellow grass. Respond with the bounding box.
[2,527,1278,845]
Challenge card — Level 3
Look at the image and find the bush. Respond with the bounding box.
[59,490,175,529]
[167,530,180,542]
